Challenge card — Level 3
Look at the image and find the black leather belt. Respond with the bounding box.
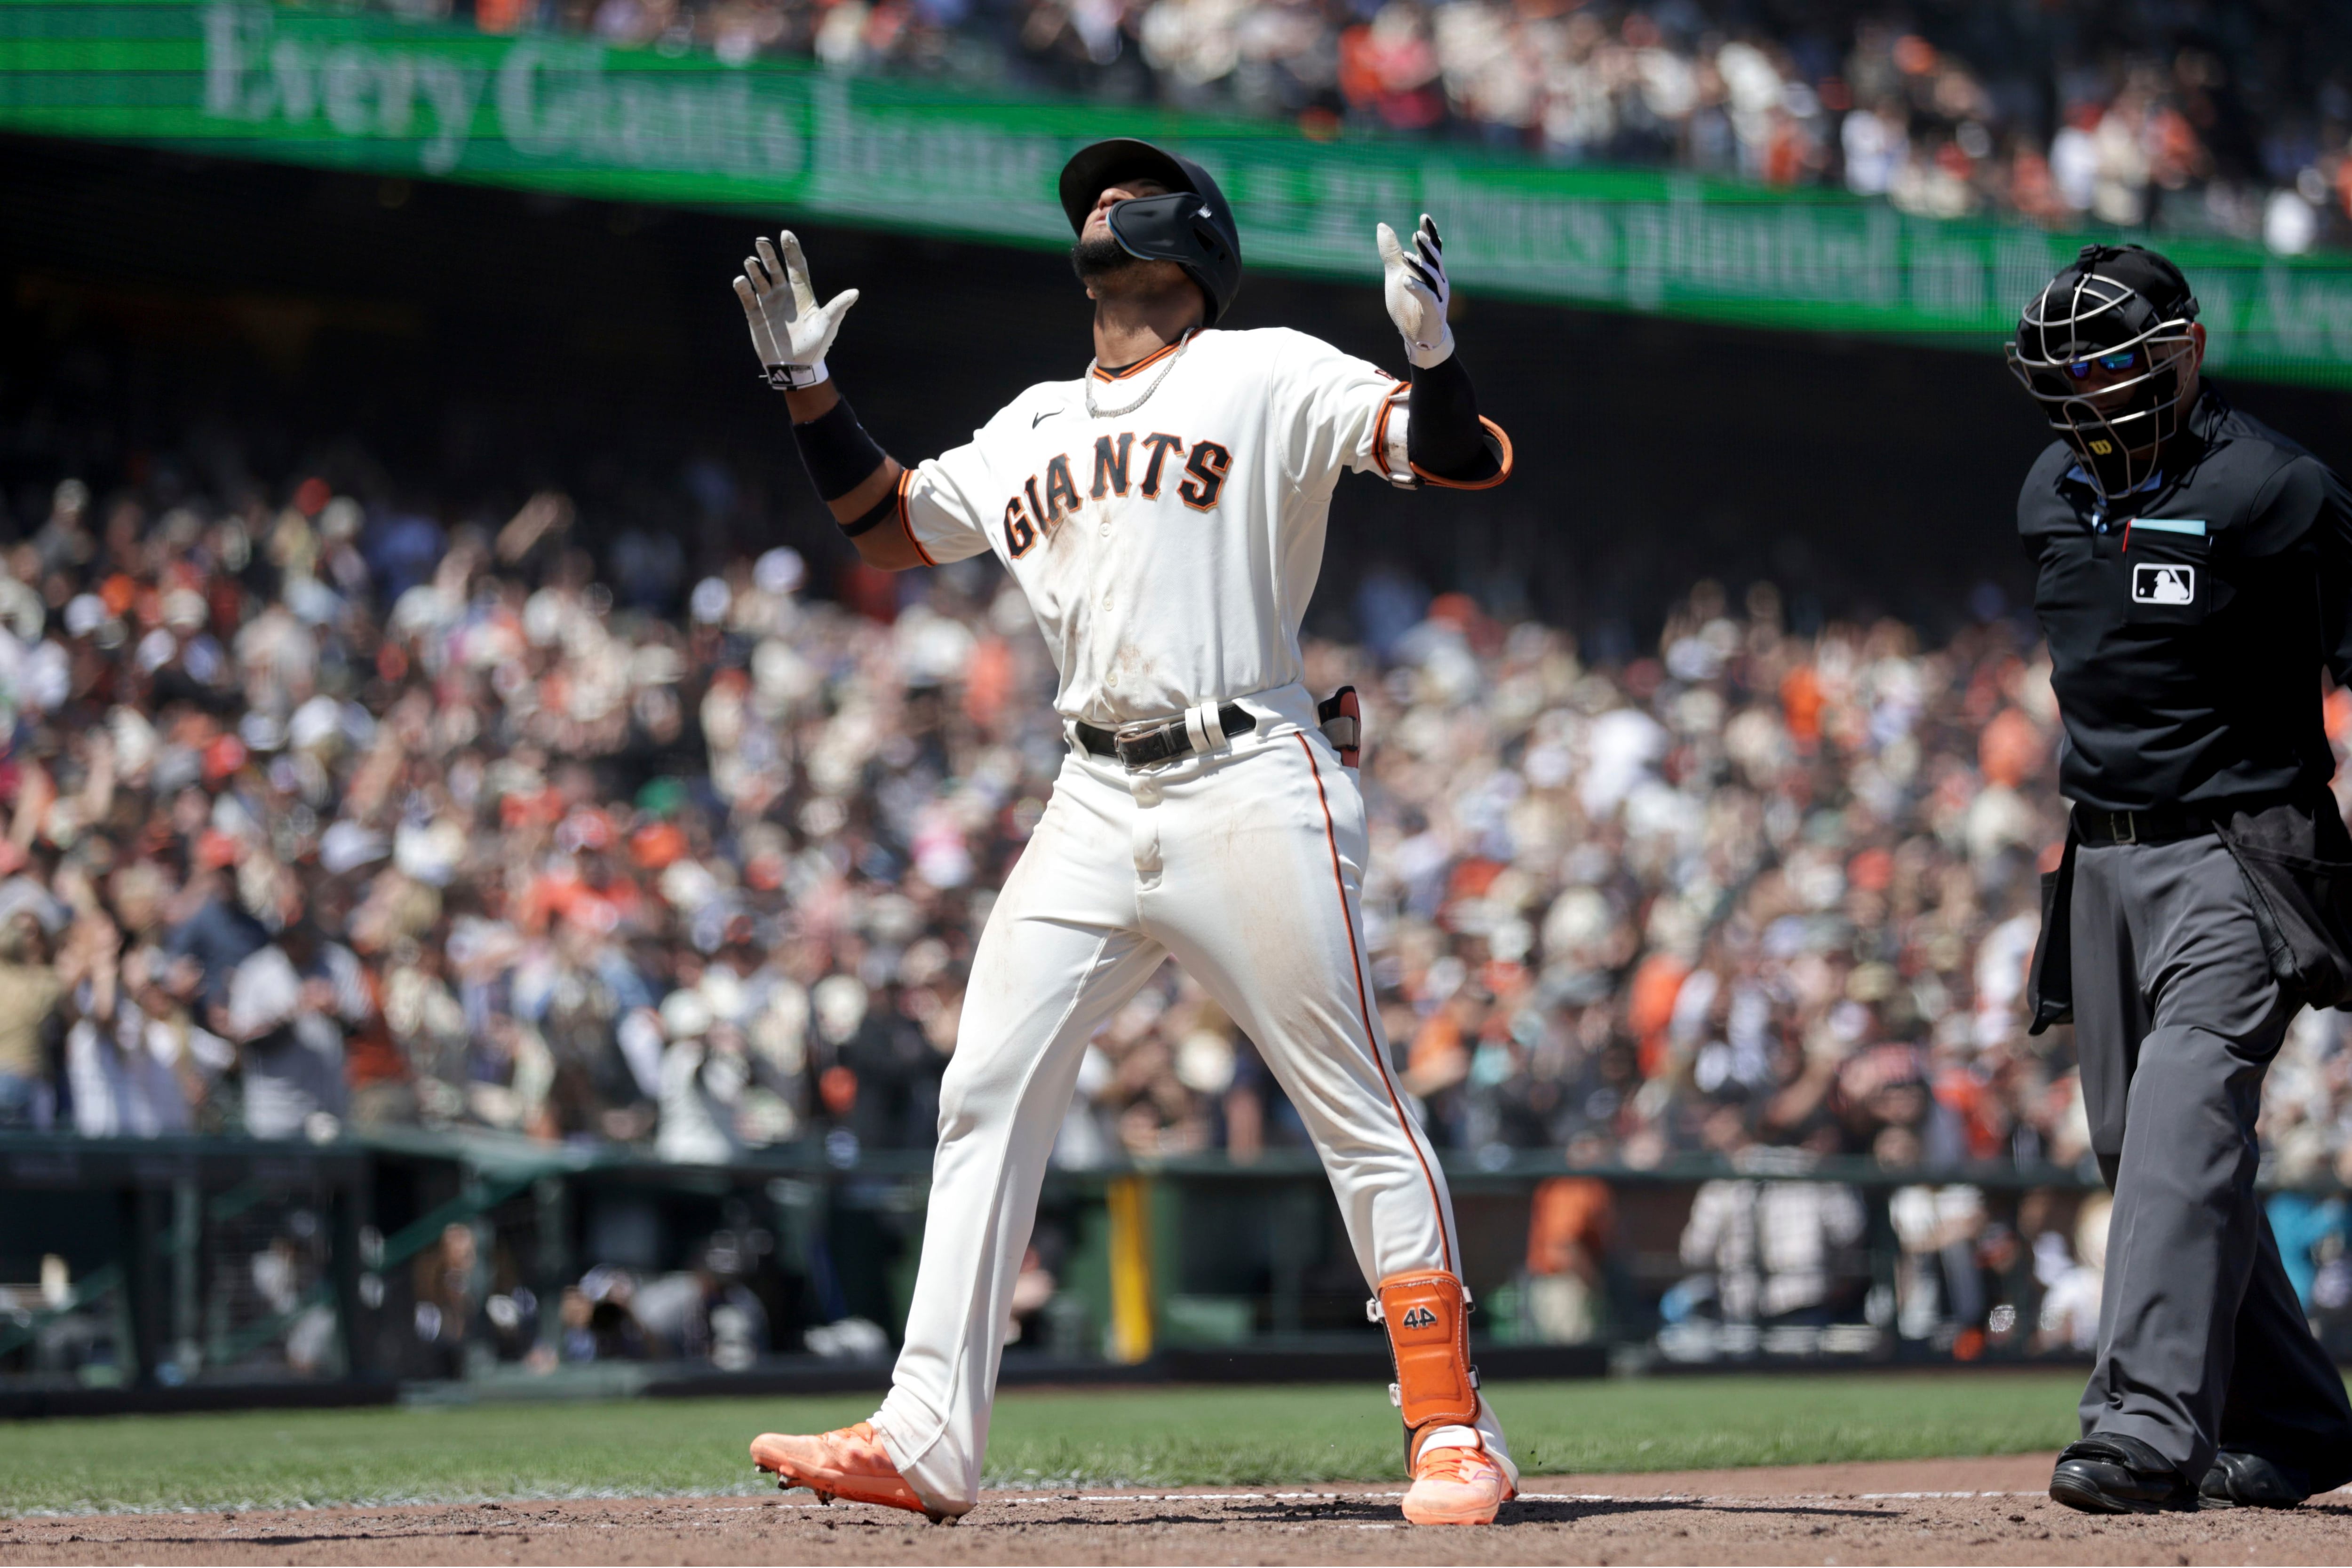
[2074,803,2215,846]
[1076,704,1255,768]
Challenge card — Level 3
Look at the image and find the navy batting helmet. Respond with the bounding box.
[1058,138,1243,327]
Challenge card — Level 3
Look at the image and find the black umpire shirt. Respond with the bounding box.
[2020,383,2352,813]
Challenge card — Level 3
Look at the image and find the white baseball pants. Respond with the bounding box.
[868,682,1512,1511]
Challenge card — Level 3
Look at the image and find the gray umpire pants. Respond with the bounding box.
[2070,832,2352,1487]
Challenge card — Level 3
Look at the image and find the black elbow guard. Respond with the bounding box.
[793,396,889,501]
[1406,355,1509,488]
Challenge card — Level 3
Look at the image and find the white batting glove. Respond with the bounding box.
[733,230,860,391]
[1376,214,1454,369]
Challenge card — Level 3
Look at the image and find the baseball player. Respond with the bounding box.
[2013,244,2352,1511]
[738,138,1518,1527]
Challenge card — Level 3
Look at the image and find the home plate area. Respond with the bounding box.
[7,1455,2351,1566]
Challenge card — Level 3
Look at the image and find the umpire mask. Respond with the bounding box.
[2006,244,2201,502]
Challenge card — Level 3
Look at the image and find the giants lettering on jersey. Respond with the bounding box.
[897,327,1426,723]
[1000,432,1235,557]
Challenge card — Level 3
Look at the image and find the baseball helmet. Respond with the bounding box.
[2006,243,2201,500]
[1058,137,1242,327]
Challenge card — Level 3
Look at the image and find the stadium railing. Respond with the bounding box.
[2,1130,2329,1415]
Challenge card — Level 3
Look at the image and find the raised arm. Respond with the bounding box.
[735,232,927,571]
[1377,215,1510,488]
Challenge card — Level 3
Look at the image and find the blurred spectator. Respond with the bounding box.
[2268,1177,2347,1317]
[221,926,355,1141]
[2034,1194,2109,1354]
[1673,1173,1866,1327]
[1006,1243,1057,1345]
[63,916,197,1138]
[1521,1171,1611,1342]
[630,1237,771,1367]
[654,990,746,1163]
[1887,1181,1985,1343]
[0,904,64,1128]
[412,1220,488,1377]
[573,1265,656,1360]
[1669,1105,1866,1330]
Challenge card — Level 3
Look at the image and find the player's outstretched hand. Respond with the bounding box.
[733,230,860,391]
[1376,214,1454,369]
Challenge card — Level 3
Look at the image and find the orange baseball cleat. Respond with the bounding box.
[1401,1440,1515,1526]
[749,1421,961,1523]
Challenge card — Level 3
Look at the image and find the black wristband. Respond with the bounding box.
[840,485,898,539]
[794,395,889,502]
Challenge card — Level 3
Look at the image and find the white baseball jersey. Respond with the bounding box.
[859,321,1518,1514]
[890,327,1413,726]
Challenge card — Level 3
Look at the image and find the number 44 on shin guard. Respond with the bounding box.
[1369,1269,1478,1455]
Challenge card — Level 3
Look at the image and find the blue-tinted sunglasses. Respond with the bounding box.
[2064,348,2141,378]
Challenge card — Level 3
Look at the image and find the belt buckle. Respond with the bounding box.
[1112,718,1172,770]
[2115,810,2137,845]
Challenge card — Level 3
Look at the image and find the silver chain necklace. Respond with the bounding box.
[1083,331,1194,420]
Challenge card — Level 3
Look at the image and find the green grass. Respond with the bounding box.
[0,1374,2089,1515]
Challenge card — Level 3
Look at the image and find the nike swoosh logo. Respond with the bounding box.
[1033,410,1060,427]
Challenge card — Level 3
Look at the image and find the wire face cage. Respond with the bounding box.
[2006,268,2199,502]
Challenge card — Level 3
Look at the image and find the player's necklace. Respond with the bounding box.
[1084,330,1194,420]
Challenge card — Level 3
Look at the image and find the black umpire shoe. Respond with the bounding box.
[2050,1433,2201,1513]
[2198,1450,2310,1509]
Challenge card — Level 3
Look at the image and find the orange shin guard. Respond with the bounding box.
[1373,1269,1478,1458]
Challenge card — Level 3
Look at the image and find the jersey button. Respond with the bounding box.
[1106,670,1120,688]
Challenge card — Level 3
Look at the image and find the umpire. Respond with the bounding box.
[2016,243,2352,1513]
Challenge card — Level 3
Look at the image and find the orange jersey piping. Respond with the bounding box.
[1090,335,1188,383]
[1295,732,1454,1275]
[894,467,936,566]
[1410,416,1515,491]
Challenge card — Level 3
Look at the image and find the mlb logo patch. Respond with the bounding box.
[2132,564,2195,605]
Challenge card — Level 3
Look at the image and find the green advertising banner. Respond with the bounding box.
[7,0,2352,385]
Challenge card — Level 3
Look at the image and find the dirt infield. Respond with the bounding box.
[7,1453,2349,1565]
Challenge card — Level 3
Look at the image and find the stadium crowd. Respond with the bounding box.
[6,458,2352,1178]
[417,0,2352,253]
[1,451,2349,1358]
